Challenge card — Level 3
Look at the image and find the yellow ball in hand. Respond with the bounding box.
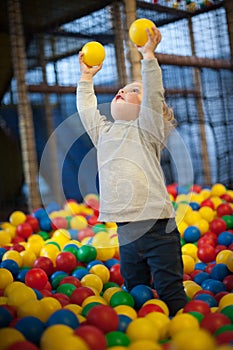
[129,18,155,46]
[82,41,105,67]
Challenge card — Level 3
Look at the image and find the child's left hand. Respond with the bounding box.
[79,52,102,80]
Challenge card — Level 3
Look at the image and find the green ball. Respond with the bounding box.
[220,305,233,323]
[214,324,233,336]
[106,331,130,347]
[38,231,50,240]
[188,311,204,323]
[93,223,107,234]
[56,283,77,297]
[222,215,233,229]
[51,273,68,289]
[81,302,101,317]
[63,244,79,258]
[77,245,97,263]
[102,282,120,292]
[110,291,135,308]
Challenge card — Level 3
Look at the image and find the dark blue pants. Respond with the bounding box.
[117,218,188,316]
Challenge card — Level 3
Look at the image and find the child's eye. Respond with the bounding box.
[132,88,140,93]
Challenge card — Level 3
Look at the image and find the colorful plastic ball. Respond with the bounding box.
[129,284,154,310]
[169,313,199,337]
[9,211,27,226]
[197,244,216,263]
[210,218,227,235]
[223,274,233,291]
[33,256,54,276]
[0,230,12,246]
[70,286,95,305]
[6,340,40,350]
[193,271,209,285]
[25,268,48,290]
[220,305,233,323]
[50,271,68,289]
[145,311,170,340]
[2,249,23,267]
[210,263,230,281]
[74,325,107,350]
[72,267,89,280]
[216,330,233,346]
[0,327,26,350]
[38,297,62,322]
[109,264,124,286]
[56,283,77,297]
[117,314,132,332]
[182,254,195,274]
[81,273,103,293]
[222,215,233,229]
[194,293,217,307]
[110,291,135,308]
[126,317,159,342]
[216,249,233,265]
[106,331,130,347]
[201,312,231,334]
[143,299,169,316]
[217,203,233,217]
[138,303,164,317]
[14,316,45,345]
[55,251,77,273]
[183,226,201,243]
[201,279,226,294]
[81,41,105,67]
[128,340,161,350]
[89,264,110,284]
[218,231,233,247]
[129,18,156,46]
[46,308,79,329]
[87,305,119,333]
[77,245,97,263]
[171,328,216,350]
[183,299,211,315]
[0,306,13,327]
[183,280,202,299]
[0,268,14,289]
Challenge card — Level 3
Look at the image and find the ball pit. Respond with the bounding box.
[0,183,233,349]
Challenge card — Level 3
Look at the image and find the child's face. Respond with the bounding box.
[111,81,142,121]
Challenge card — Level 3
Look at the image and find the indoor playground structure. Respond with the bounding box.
[0,0,233,349]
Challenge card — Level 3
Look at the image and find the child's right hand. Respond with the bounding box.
[79,52,103,80]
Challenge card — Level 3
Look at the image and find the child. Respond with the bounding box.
[77,26,188,316]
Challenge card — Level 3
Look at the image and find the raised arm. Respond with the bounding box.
[76,52,112,146]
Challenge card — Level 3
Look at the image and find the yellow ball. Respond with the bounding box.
[96,246,115,261]
[20,250,37,267]
[39,297,62,322]
[82,295,107,307]
[218,293,233,310]
[128,340,162,350]
[182,254,195,274]
[0,230,12,246]
[70,215,88,230]
[82,41,105,67]
[126,317,159,342]
[64,303,82,316]
[89,264,110,284]
[2,250,23,267]
[9,210,26,226]
[17,299,43,320]
[145,311,170,340]
[7,285,37,308]
[143,299,169,317]
[216,249,233,265]
[194,219,209,235]
[129,18,155,46]
[171,328,216,350]
[198,206,215,222]
[114,304,137,320]
[183,280,202,299]
[169,313,199,337]
[211,183,226,197]
[226,252,233,272]
[182,243,198,260]
[0,328,25,350]
[0,268,13,289]
[81,273,103,293]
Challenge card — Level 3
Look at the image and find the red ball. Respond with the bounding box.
[183,274,192,281]
[74,325,107,350]
[197,236,216,248]
[59,276,81,288]
[166,184,177,198]
[201,312,231,334]
[87,305,119,333]
[183,300,211,315]
[190,184,202,193]
[197,244,216,263]
[52,293,70,306]
[216,331,233,345]
[7,341,39,350]
[51,217,68,229]
[217,203,233,217]
[109,264,124,286]
[70,286,95,305]
[209,218,227,235]
[33,256,54,276]
[215,245,228,254]
[55,252,77,273]
[26,215,40,232]
[200,199,215,209]
[204,262,216,274]
[87,215,99,226]
[223,275,233,291]
[16,223,33,239]
[9,243,25,252]
[138,304,164,317]
[25,268,48,290]
[220,194,232,203]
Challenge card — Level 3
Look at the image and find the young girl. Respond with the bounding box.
[77,26,187,316]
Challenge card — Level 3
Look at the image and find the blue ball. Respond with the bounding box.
[118,314,132,332]
[189,202,200,211]
[72,267,89,280]
[129,284,154,310]
[17,267,30,283]
[194,272,210,286]
[15,316,45,345]
[217,231,233,247]
[0,307,13,327]
[194,293,217,307]
[87,260,104,270]
[0,248,7,262]
[195,262,207,271]
[1,259,19,278]
[104,258,120,269]
[210,263,230,281]
[46,309,79,329]
[201,279,227,294]
[184,226,201,243]
[39,216,52,231]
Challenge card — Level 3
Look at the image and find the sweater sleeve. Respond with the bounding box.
[76,80,112,146]
[139,58,165,145]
